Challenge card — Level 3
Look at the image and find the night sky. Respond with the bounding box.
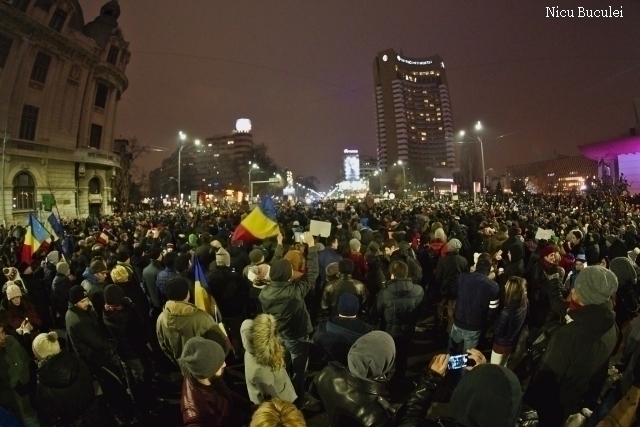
[82,0,640,190]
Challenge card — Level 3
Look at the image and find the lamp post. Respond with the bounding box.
[394,160,406,194]
[374,169,382,193]
[177,132,200,205]
[459,120,486,189]
[248,162,259,199]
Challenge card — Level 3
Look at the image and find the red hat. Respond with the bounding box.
[540,245,557,259]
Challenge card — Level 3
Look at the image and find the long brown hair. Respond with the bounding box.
[505,277,527,308]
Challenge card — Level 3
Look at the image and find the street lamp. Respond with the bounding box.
[248,163,259,199]
[458,121,486,189]
[177,132,200,205]
[373,169,382,192]
[394,160,406,194]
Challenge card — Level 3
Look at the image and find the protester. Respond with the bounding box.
[250,399,307,427]
[491,276,528,366]
[320,258,367,316]
[434,238,468,335]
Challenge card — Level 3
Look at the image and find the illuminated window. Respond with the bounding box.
[13,173,34,210]
[227,141,234,145]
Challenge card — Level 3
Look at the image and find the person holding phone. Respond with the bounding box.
[397,349,523,427]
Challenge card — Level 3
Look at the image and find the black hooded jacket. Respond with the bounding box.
[35,351,95,425]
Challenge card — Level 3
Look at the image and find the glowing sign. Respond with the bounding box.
[235,118,252,133]
[344,153,360,181]
[433,178,454,183]
[397,55,432,65]
[382,54,388,62]
[343,149,358,154]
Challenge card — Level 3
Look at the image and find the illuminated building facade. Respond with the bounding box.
[506,155,597,193]
[373,49,455,171]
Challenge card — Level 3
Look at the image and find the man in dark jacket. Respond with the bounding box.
[65,286,136,424]
[315,293,373,365]
[142,248,163,313]
[623,224,639,253]
[193,232,214,266]
[525,266,619,427]
[376,260,424,386]
[434,239,468,335]
[321,258,368,316]
[51,261,73,326]
[260,232,319,401]
[318,236,343,289]
[390,240,423,285]
[500,227,524,256]
[449,257,499,353]
[314,331,396,427]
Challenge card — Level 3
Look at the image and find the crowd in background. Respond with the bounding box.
[0,191,640,427]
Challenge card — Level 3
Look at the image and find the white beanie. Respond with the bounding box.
[32,332,61,361]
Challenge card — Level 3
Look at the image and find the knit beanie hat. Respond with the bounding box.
[609,257,638,286]
[165,277,190,301]
[368,241,380,252]
[6,284,22,300]
[180,337,226,379]
[270,259,293,282]
[104,284,126,306]
[110,265,129,284]
[249,249,265,264]
[188,234,198,248]
[337,293,359,316]
[348,331,395,381]
[450,364,522,427]
[540,245,557,259]
[349,239,361,251]
[447,238,462,252]
[325,262,340,278]
[47,251,60,264]
[32,332,61,361]
[69,286,88,305]
[284,250,304,272]
[352,231,362,242]
[89,260,107,274]
[574,266,618,305]
[56,262,70,276]
[215,248,231,267]
[434,228,446,241]
[315,243,325,251]
[629,248,640,263]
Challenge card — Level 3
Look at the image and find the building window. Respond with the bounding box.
[19,104,39,140]
[88,177,101,194]
[12,0,30,13]
[30,52,52,84]
[89,124,102,149]
[49,8,67,32]
[13,173,35,210]
[94,83,109,108]
[106,46,119,65]
[0,34,12,69]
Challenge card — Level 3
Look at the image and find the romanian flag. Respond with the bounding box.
[21,213,51,263]
[231,196,279,242]
[193,259,218,318]
[43,213,59,241]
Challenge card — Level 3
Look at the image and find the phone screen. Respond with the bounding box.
[447,354,468,370]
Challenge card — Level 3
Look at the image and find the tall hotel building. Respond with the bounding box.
[373,49,455,171]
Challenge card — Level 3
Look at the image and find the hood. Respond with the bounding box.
[386,278,415,297]
[569,302,616,333]
[82,268,98,284]
[37,351,80,388]
[240,318,253,354]
[508,243,524,263]
[348,331,395,381]
[162,301,200,331]
[493,231,508,243]
[450,364,522,427]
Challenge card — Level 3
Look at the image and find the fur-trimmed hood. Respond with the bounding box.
[240,315,283,371]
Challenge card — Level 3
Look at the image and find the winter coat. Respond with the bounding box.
[103,299,149,362]
[313,362,393,427]
[194,243,214,267]
[117,279,150,323]
[51,273,73,319]
[65,305,115,366]
[314,316,373,365]
[206,266,247,318]
[435,251,469,300]
[156,300,229,365]
[227,246,251,276]
[318,248,343,287]
[391,247,423,285]
[343,250,367,282]
[376,278,424,337]
[487,231,508,255]
[493,302,528,348]
[142,260,163,308]
[1,297,42,332]
[453,269,500,332]
[80,268,105,319]
[35,351,95,425]
[364,253,386,297]
[321,274,368,315]
[155,267,178,303]
[259,248,319,341]
[0,335,32,420]
[181,374,247,427]
[526,303,618,426]
[240,319,296,404]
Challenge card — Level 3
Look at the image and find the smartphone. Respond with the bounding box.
[447,354,468,370]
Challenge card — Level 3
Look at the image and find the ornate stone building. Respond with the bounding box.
[0,0,129,223]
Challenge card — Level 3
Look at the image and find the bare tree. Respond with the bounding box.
[113,137,149,211]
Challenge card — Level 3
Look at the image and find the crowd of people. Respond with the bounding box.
[0,191,639,427]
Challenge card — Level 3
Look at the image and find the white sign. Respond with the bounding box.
[535,227,555,241]
[452,195,459,200]
[343,149,358,154]
[336,202,346,212]
[433,178,454,183]
[310,220,332,238]
[397,55,432,65]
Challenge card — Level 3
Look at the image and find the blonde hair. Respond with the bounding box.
[250,399,306,427]
[505,276,527,308]
[250,314,285,372]
[110,265,129,284]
